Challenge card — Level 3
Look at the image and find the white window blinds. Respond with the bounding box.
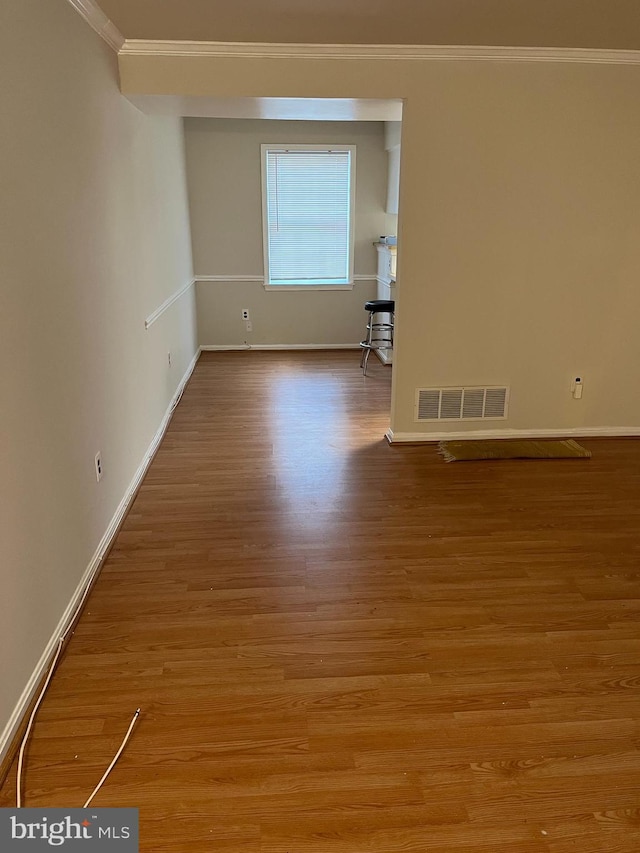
[262,146,354,287]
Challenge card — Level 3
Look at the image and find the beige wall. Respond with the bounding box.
[394,63,640,436]
[122,53,640,438]
[195,281,377,347]
[184,119,389,346]
[0,0,196,757]
[411,62,640,436]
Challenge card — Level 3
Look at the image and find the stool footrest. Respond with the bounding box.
[360,338,393,344]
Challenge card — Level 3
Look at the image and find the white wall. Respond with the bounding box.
[0,0,197,760]
[184,119,391,346]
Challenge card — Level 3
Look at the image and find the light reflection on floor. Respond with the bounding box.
[264,362,390,536]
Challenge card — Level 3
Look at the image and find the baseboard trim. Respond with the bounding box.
[386,426,640,443]
[200,344,360,351]
[0,348,200,774]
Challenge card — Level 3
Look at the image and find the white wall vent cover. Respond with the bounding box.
[415,386,509,422]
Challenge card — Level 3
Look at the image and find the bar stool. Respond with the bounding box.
[359,300,394,376]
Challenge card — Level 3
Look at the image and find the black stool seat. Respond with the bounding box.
[364,300,395,312]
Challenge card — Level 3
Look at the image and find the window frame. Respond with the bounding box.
[260,143,356,291]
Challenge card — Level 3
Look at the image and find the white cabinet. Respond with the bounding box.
[375,243,397,365]
[376,243,396,292]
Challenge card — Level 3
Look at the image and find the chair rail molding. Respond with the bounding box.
[195,275,264,283]
[145,279,195,330]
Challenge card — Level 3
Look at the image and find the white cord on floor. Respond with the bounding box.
[83,709,141,808]
[16,637,65,808]
[16,572,100,808]
[170,381,186,414]
[15,577,139,810]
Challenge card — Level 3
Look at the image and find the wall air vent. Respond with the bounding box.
[415,386,509,422]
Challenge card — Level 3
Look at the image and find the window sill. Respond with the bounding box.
[263,283,354,292]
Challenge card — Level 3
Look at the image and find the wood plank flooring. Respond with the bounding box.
[2,350,640,852]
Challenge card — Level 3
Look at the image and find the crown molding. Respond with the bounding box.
[65,0,125,52]
[119,39,640,66]
[62,4,640,67]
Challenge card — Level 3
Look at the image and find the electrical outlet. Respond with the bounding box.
[167,351,172,367]
[246,320,253,332]
[572,376,583,399]
[241,309,250,321]
[94,452,103,483]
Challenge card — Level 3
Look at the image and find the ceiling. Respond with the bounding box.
[99,0,640,50]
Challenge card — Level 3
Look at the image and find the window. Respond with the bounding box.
[261,144,355,289]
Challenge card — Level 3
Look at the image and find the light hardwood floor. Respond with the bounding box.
[2,351,640,852]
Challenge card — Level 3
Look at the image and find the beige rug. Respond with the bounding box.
[438,438,592,462]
